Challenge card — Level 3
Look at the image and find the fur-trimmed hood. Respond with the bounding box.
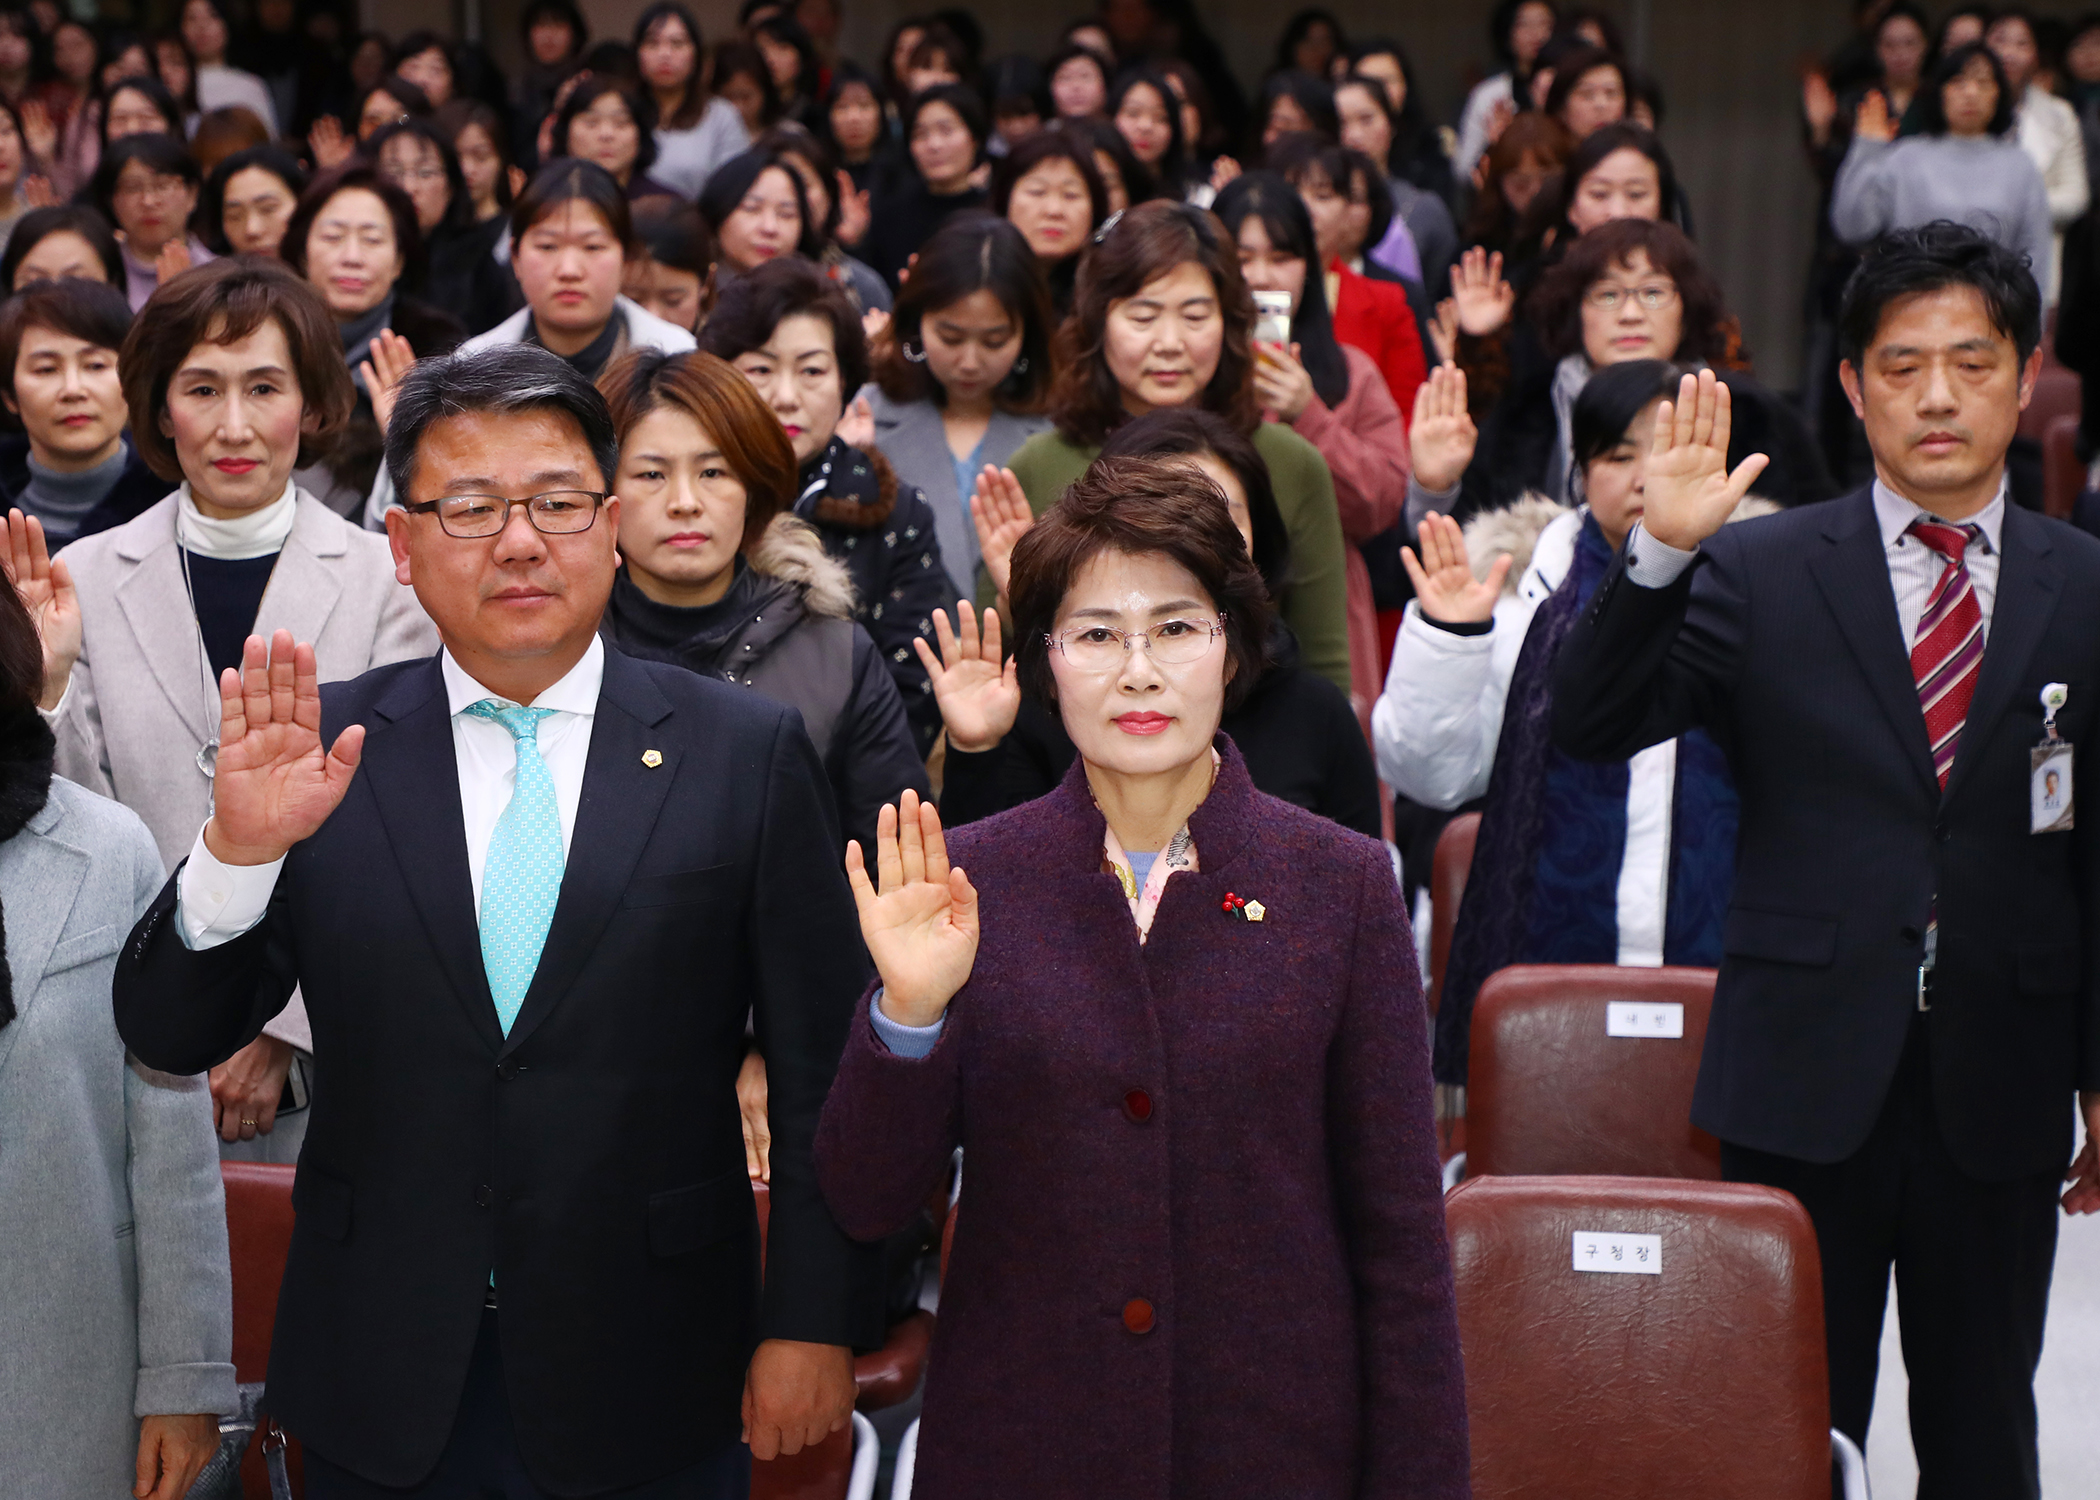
[749,513,857,619]
[1463,491,1784,598]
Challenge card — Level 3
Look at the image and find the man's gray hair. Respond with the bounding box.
[384,344,620,501]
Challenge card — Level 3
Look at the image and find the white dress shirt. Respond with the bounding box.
[177,638,606,949]
[1623,479,2006,649]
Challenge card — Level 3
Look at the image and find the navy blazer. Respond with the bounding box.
[115,646,882,1493]
[1553,486,2100,1180]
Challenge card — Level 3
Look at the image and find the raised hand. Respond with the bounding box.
[1639,371,1771,552]
[1409,364,1476,492]
[17,98,53,165]
[1801,71,1838,144]
[154,236,192,287]
[1209,155,1241,192]
[1428,296,1459,367]
[1854,89,1896,144]
[1449,246,1515,338]
[1400,511,1508,626]
[203,630,366,867]
[2,509,80,710]
[914,601,1020,753]
[836,169,871,247]
[837,389,876,449]
[307,115,353,171]
[969,465,1034,603]
[844,790,979,1029]
[20,172,54,209]
[357,327,418,437]
[2064,1092,2100,1214]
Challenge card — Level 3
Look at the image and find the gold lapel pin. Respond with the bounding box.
[641,749,663,768]
[1244,900,1266,923]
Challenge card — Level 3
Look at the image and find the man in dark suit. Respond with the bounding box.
[1553,223,2100,1496]
[114,344,881,1498]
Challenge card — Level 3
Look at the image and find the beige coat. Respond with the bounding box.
[52,491,437,1047]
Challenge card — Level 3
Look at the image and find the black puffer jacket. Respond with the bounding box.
[794,435,958,755]
[601,514,931,856]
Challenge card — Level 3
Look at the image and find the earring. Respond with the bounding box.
[901,341,927,362]
[1013,356,1029,374]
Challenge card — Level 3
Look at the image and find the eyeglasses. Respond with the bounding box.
[115,173,189,202]
[403,490,605,538]
[1584,282,1679,313]
[1046,615,1228,671]
[390,165,446,183]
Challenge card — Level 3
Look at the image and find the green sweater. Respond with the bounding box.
[1004,423,1354,696]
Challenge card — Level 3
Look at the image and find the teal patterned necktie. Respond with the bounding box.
[466,701,563,1036]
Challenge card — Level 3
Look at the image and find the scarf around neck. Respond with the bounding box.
[339,292,396,395]
[177,479,298,560]
[1096,748,1219,942]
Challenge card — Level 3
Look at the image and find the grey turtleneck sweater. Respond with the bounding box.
[21,447,128,544]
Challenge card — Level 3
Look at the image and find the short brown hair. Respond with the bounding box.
[121,258,354,482]
[0,278,132,404]
[597,349,798,553]
[1530,217,1734,365]
[1009,455,1272,713]
[1049,200,1258,447]
[696,255,870,400]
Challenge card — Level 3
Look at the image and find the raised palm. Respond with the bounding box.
[1410,365,1477,492]
[845,790,980,1029]
[1639,371,1771,552]
[914,601,1020,752]
[1449,247,1515,337]
[205,631,365,865]
[2,510,80,709]
[1401,511,1509,625]
[970,465,1035,602]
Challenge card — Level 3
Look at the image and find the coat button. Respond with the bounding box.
[475,1184,495,1208]
[1122,1298,1155,1334]
[1124,1088,1153,1122]
[496,1060,520,1081]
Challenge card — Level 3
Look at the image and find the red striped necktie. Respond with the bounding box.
[1909,519,1984,789]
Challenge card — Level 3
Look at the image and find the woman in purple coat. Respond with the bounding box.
[815,457,1469,1498]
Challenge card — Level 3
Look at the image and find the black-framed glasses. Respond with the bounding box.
[403,490,607,538]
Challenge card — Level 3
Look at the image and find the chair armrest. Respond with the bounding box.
[854,1309,935,1412]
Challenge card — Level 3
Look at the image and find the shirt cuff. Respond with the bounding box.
[37,674,70,724]
[1404,475,1462,533]
[176,825,285,951]
[1623,522,1700,589]
[868,988,944,1059]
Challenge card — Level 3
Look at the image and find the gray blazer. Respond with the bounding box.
[863,390,1049,600]
[0,778,236,1499]
[53,490,437,1049]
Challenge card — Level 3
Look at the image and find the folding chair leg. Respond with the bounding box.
[846,1411,878,1500]
[1831,1428,1870,1500]
[890,1418,920,1500]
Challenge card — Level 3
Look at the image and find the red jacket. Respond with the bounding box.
[1329,259,1428,422]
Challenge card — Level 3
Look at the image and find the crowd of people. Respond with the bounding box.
[0,2,2095,1498]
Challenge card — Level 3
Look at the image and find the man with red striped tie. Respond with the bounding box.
[1552,221,2100,1498]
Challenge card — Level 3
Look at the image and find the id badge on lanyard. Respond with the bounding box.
[2031,682,2074,834]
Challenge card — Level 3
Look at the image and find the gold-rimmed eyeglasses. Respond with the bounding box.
[402,490,606,538]
[1046,615,1228,671]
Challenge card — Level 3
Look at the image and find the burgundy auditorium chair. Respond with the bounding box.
[221,1161,304,1498]
[1426,812,1481,1021]
[1446,1175,1868,1499]
[1448,964,1721,1188]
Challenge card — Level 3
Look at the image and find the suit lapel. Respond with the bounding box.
[112,519,216,745]
[1943,505,2061,803]
[361,659,503,1050]
[499,649,675,1058]
[254,497,346,649]
[0,801,90,1080]
[1805,488,1940,799]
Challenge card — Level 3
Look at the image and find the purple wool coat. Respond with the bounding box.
[816,739,1470,1499]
